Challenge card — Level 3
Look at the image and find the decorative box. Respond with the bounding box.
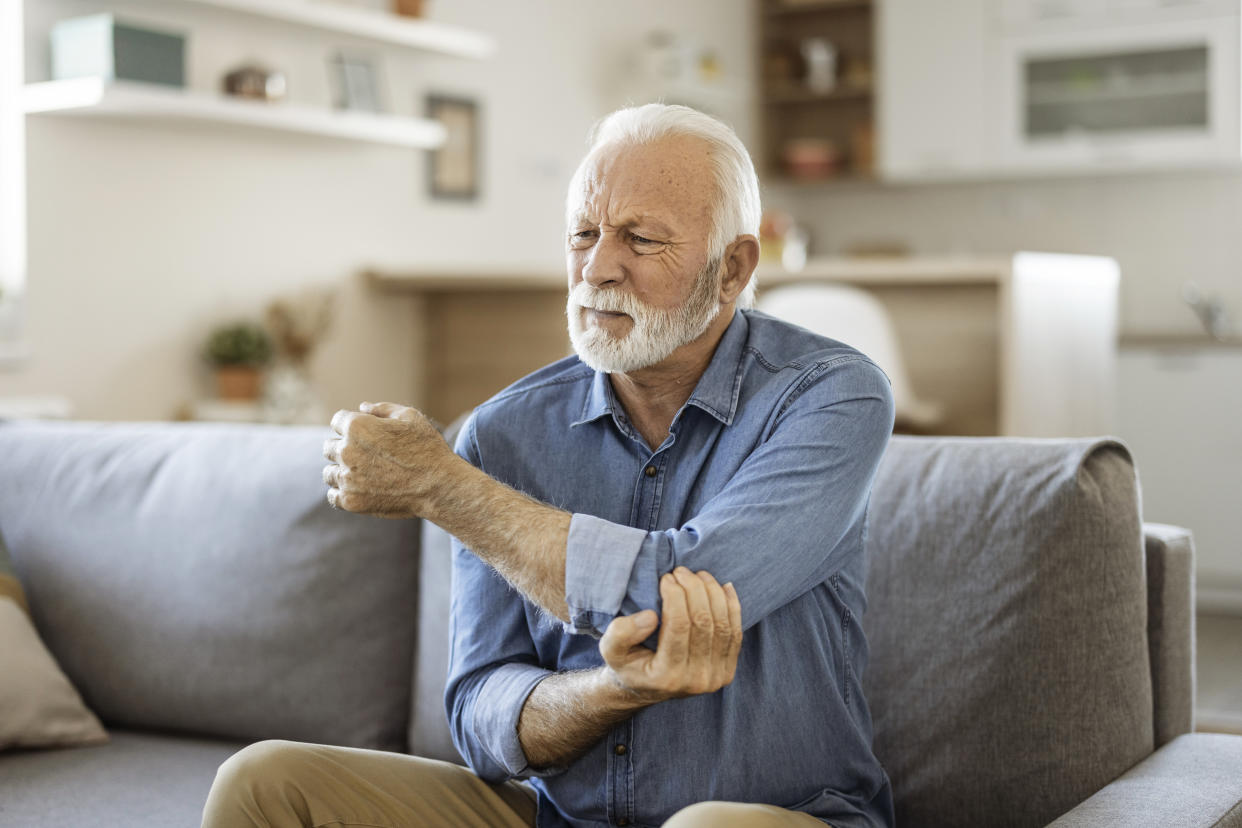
[50,13,185,88]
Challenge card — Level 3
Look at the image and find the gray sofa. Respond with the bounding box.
[0,419,1239,827]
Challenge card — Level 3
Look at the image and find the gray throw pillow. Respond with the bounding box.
[863,436,1152,828]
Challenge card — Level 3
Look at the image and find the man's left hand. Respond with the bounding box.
[323,402,453,518]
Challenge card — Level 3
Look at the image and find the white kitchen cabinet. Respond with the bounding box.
[1116,342,1242,610]
[878,0,1242,180]
[878,0,996,180]
[994,14,1240,173]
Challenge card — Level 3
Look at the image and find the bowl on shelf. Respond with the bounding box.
[782,137,842,179]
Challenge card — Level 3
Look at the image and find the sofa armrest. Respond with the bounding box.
[1047,733,1242,827]
[1144,522,1195,747]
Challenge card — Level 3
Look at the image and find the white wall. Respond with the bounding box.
[765,168,1242,336]
[0,0,755,420]
[12,0,1235,419]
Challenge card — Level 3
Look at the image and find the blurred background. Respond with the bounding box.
[0,0,1238,729]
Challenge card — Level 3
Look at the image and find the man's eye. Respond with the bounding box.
[571,230,597,241]
[630,234,658,245]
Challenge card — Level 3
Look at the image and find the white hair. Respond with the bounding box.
[566,103,762,309]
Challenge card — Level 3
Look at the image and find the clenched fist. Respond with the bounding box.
[322,401,454,519]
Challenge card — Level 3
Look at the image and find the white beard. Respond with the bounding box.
[566,258,723,374]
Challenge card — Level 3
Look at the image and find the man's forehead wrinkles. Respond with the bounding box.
[600,199,678,232]
[572,191,677,230]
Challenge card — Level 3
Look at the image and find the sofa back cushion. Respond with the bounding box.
[0,421,418,751]
[407,412,470,764]
[408,520,461,763]
[863,436,1153,828]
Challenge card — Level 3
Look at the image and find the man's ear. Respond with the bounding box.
[719,235,760,304]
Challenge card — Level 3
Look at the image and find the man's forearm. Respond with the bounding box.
[424,456,572,621]
[517,667,653,770]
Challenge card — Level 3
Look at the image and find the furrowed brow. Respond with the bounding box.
[629,216,675,235]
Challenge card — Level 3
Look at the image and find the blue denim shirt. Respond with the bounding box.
[445,309,896,828]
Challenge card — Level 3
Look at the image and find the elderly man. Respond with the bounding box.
[202,104,895,828]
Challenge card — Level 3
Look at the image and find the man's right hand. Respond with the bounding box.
[598,567,742,704]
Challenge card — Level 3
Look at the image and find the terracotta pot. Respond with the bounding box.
[392,0,425,17]
[215,365,263,401]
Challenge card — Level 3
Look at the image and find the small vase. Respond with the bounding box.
[263,363,325,425]
[216,365,263,401]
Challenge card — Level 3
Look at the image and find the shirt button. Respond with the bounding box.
[644,465,657,477]
[614,743,627,755]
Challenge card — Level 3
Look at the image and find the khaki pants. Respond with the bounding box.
[201,740,828,828]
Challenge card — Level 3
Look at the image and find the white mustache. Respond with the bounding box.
[568,283,645,317]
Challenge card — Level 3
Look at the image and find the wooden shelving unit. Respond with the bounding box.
[758,0,877,182]
[23,77,447,148]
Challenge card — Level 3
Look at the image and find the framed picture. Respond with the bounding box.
[327,52,384,113]
[426,94,480,200]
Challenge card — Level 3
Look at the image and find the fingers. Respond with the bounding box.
[675,567,715,668]
[655,572,690,670]
[601,569,742,703]
[360,401,418,422]
[322,463,349,489]
[329,409,356,437]
[323,438,340,463]
[652,567,742,695]
[599,611,658,666]
[696,570,734,685]
[723,582,742,685]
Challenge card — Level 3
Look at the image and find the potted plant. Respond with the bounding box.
[204,321,273,401]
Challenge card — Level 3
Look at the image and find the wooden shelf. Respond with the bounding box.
[1119,333,1242,349]
[23,78,447,149]
[765,0,872,16]
[757,256,1011,286]
[160,0,495,59]
[366,257,1014,291]
[366,269,563,292]
[764,170,879,186]
[765,83,872,105]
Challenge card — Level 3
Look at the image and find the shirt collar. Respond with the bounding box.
[684,309,747,426]
[571,309,748,429]
[573,368,619,428]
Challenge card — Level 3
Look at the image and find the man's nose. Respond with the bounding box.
[581,233,626,289]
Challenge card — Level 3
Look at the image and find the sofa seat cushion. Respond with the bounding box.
[0,421,420,751]
[863,436,1153,828]
[0,730,246,827]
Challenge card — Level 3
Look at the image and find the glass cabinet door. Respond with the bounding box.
[1024,44,1209,139]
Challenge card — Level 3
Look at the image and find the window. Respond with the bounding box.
[0,0,26,359]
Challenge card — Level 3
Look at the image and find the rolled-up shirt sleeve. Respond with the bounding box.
[563,356,895,638]
[564,515,648,636]
[468,661,553,776]
[445,539,564,781]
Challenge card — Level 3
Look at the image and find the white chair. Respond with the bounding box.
[757,283,943,432]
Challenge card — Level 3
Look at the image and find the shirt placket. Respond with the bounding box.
[606,725,635,826]
[610,450,667,826]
